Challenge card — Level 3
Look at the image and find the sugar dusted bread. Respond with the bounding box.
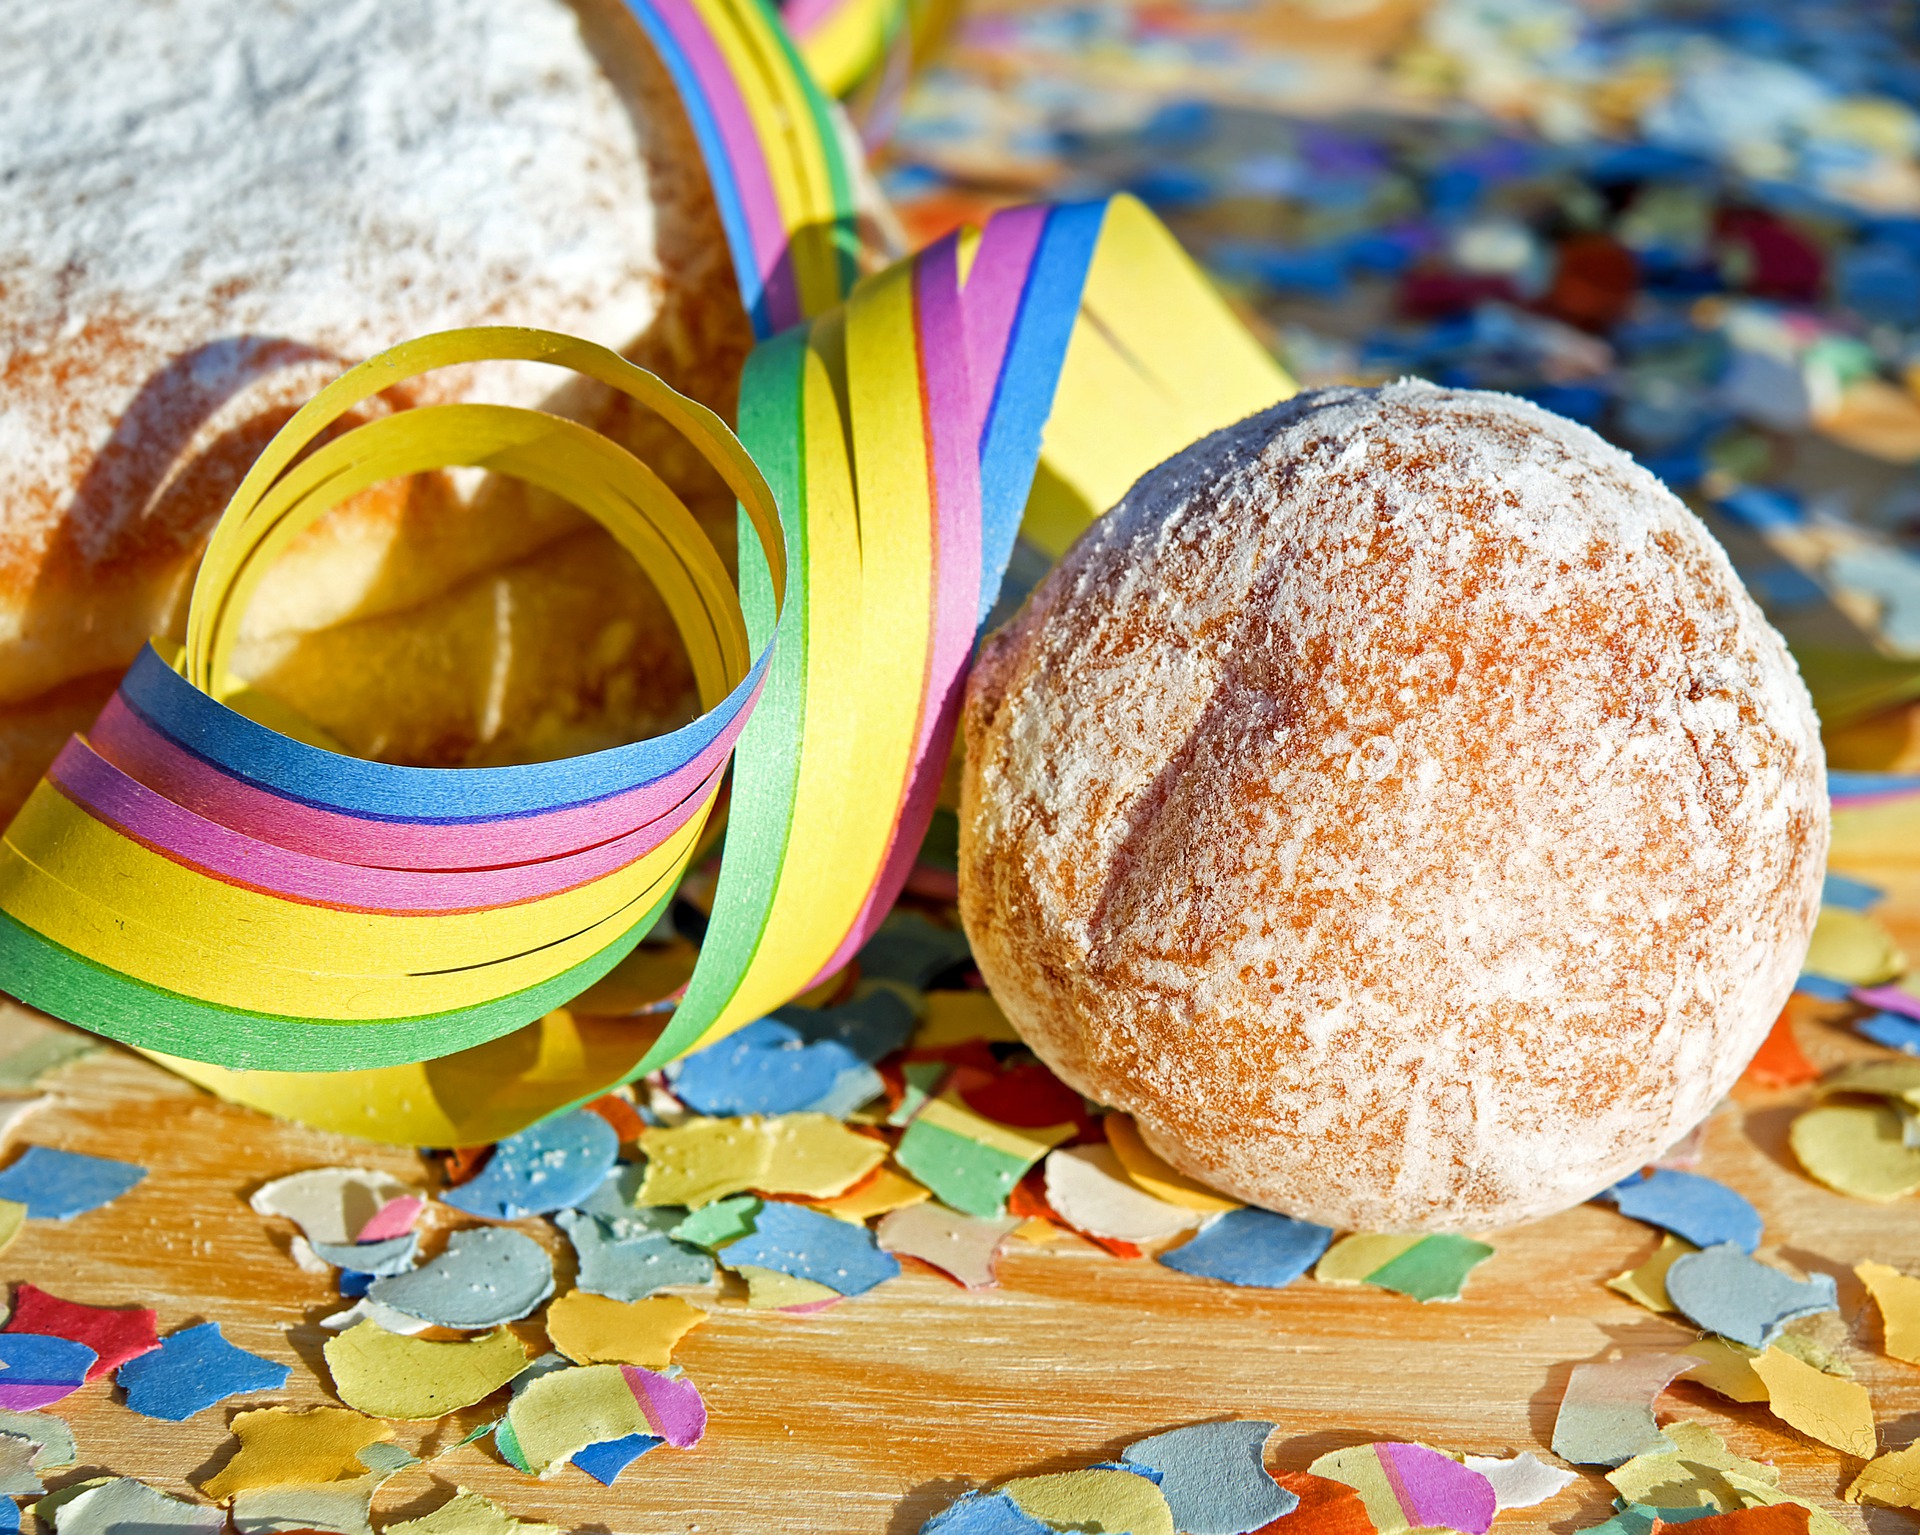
[960,381,1827,1232]
[0,0,756,813]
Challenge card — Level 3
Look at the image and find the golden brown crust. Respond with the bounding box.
[961,382,1827,1232]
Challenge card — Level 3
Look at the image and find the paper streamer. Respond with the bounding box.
[0,0,1290,1141]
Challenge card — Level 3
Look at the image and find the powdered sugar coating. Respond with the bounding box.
[960,381,1826,1232]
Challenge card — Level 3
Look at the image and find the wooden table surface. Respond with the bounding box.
[3,862,1917,1534]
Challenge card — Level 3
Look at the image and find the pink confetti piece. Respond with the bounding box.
[623,1365,706,1448]
[355,1196,423,1244]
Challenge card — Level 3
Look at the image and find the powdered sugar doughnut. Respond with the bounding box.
[959,380,1826,1232]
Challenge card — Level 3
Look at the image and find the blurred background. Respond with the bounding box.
[804,0,1920,774]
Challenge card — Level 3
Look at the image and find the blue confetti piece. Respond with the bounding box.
[1859,1010,1920,1055]
[0,1492,16,1533]
[0,1147,144,1219]
[858,914,972,987]
[117,1322,289,1421]
[775,990,918,1063]
[717,1201,900,1296]
[921,1491,1053,1534]
[441,1110,618,1220]
[1822,872,1886,911]
[309,1233,418,1276]
[1665,1244,1838,1349]
[1122,1421,1294,1535]
[337,1270,374,1299]
[1158,1208,1333,1289]
[369,1227,554,1328]
[573,1433,661,1485]
[555,1210,713,1301]
[1794,973,1855,1001]
[670,1018,873,1118]
[0,1334,96,1409]
[1598,1169,1762,1253]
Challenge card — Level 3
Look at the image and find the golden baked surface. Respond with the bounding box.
[960,381,1827,1232]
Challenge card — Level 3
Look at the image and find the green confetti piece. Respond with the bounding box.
[1364,1233,1494,1301]
[893,1117,1029,1217]
[886,1061,947,1128]
[493,1415,532,1474]
[671,1195,761,1250]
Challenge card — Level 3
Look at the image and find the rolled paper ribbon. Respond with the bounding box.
[0,0,1293,1141]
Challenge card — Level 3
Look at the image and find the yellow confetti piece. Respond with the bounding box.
[757,1114,889,1198]
[1104,1116,1240,1214]
[636,1118,773,1208]
[1823,1059,1920,1105]
[543,1292,706,1370]
[1751,1347,1878,1457]
[1002,1469,1175,1535]
[1606,1423,1850,1535]
[1805,905,1906,985]
[508,1365,648,1477]
[385,1487,564,1535]
[1858,1260,1920,1363]
[1683,1337,1770,1403]
[1790,1102,1920,1200]
[913,990,1018,1047]
[736,1265,840,1309]
[0,1199,26,1258]
[322,1323,528,1421]
[913,1093,1076,1164]
[199,1406,394,1500]
[1607,1235,1696,1314]
[1315,1234,1422,1285]
[811,1165,930,1224]
[1849,1443,1920,1511]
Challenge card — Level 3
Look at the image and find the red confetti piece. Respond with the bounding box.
[1259,1470,1379,1534]
[4,1281,158,1379]
[1742,1009,1819,1089]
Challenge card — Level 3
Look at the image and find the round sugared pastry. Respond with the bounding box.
[959,380,1827,1232]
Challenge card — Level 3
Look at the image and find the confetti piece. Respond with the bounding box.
[1857,1260,1920,1362]
[1308,1442,1497,1534]
[717,1198,901,1295]
[322,1322,527,1420]
[961,1064,1088,1133]
[1664,1245,1838,1347]
[1804,906,1905,984]
[0,1410,77,1470]
[0,1035,95,1091]
[1858,1010,1920,1053]
[1790,1102,1920,1199]
[1460,1452,1577,1510]
[1001,1468,1175,1535]
[506,1364,703,1476]
[1264,1470,1376,1534]
[320,1298,431,1335]
[1363,1234,1494,1302]
[1749,1348,1877,1457]
[0,1200,24,1260]
[1605,1423,1845,1535]
[876,1203,1020,1288]
[0,1435,42,1497]
[626,1364,705,1446]
[1822,873,1885,910]
[1650,1511,1812,1534]
[1159,1208,1333,1289]
[889,1060,950,1125]
[921,1491,1053,1533]
[1822,1059,1920,1104]
[670,1196,760,1250]
[310,1233,418,1277]
[1600,1170,1763,1253]
[37,1477,224,1534]
[1122,1421,1292,1535]
[384,1488,563,1535]
[670,1017,877,1117]
[1316,1234,1422,1284]
[813,1165,931,1223]
[1041,1146,1203,1244]
[200,1406,395,1499]
[442,1111,618,1220]
[861,915,972,988]
[355,1195,424,1243]
[1104,1116,1240,1213]
[1743,1012,1819,1088]
[1848,1442,1920,1510]
[0,1334,94,1409]
[1551,1354,1693,1466]
[555,1210,713,1301]
[782,990,919,1062]
[572,1434,661,1486]
[250,1167,415,1246]
[0,1147,143,1220]
[230,1469,385,1535]
[1682,1338,1771,1403]
[757,1114,890,1198]
[896,1095,1074,1217]
[736,1264,842,1309]
[4,1284,156,1378]
[117,1322,286,1420]
[1609,1236,1697,1314]
[368,1227,553,1329]
[635,1118,774,1207]
[544,1292,706,1368]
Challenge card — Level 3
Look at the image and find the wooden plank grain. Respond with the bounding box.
[0,904,1916,1533]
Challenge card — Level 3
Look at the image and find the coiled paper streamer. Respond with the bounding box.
[0,0,1290,1143]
